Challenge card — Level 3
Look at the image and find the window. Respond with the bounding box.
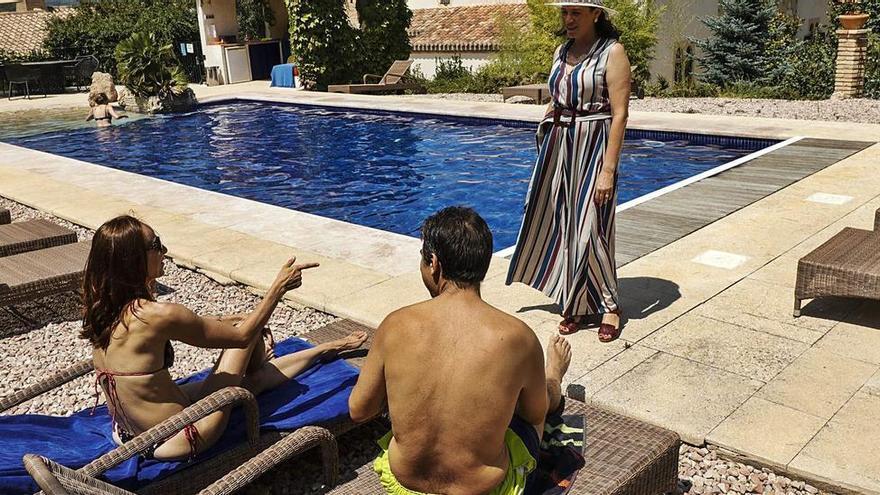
[674,42,694,84]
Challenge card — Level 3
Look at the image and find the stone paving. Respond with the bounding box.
[1,86,879,493]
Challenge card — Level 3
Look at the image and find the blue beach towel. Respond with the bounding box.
[0,337,359,494]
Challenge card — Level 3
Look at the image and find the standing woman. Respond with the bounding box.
[506,0,631,342]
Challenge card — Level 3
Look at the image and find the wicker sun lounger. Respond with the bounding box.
[0,208,10,225]
[328,60,426,95]
[0,219,77,258]
[0,240,90,307]
[794,208,880,316]
[4,321,369,495]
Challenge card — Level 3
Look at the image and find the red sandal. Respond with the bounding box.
[558,316,583,335]
[598,310,621,343]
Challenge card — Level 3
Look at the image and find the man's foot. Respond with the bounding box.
[319,330,369,356]
[546,334,572,384]
[598,311,621,343]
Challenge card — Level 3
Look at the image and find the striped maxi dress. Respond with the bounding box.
[506,37,620,317]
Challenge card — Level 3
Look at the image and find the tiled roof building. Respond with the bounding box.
[409,3,529,53]
[0,8,69,54]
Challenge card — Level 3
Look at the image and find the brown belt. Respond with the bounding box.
[551,107,612,128]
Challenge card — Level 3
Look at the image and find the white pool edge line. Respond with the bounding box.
[493,135,805,257]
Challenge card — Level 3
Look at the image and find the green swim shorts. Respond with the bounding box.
[373,424,538,495]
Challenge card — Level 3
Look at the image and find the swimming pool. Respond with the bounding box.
[5,101,776,249]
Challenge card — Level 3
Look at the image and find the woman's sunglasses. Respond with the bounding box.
[147,235,168,255]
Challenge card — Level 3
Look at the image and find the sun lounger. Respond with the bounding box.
[327,60,426,95]
[0,240,90,307]
[0,209,10,225]
[5,334,362,494]
[794,207,880,316]
[0,219,77,258]
[502,83,551,104]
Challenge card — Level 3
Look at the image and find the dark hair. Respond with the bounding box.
[94,93,109,105]
[420,207,493,288]
[556,8,621,39]
[81,215,154,349]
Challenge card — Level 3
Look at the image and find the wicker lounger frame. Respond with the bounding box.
[794,208,880,317]
[0,241,90,307]
[0,219,78,258]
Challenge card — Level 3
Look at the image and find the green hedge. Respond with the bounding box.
[44,0,198,76]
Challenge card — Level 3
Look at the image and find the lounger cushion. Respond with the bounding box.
[0,337,359,494]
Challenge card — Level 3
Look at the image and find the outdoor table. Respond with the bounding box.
[18,60,76,93]
[270,63,298,88]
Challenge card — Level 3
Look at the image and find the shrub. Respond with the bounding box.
[44,0,198,76]
[237,0,275,41]
[115,32,188,98]
[489,0,661,91]
[865,35,880,99]
[355,0,413,78]
[777,28,837,100]
[288,0,359,89]
[605,0,662,87]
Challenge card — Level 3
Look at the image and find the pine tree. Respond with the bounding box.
[692,0,779,86]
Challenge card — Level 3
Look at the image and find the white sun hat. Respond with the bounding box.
[546,0,618,15]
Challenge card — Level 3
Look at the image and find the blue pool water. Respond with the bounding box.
[7,102,773,249]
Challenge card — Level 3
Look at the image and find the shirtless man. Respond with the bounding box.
[349,206,572,495]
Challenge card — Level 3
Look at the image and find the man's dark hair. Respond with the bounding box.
[421,207,493,288]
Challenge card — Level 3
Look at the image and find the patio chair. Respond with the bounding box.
[0,219,78,258]
[794,206,880,317]
[0,208,10,225]
[64,55,100,92]
[5,64,46,100]
[327,60,426,95]
[3,321,369,494]
[0,240,90,308]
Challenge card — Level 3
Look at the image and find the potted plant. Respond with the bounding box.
[837,0,870,30]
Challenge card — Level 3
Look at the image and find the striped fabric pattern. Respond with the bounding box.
[506,38,620,317]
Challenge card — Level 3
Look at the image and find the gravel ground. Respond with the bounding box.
[0,196,836,494]
[415,93,880,124]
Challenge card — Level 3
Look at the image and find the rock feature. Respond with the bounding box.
[87,72,118,107]
[117,87,198,114]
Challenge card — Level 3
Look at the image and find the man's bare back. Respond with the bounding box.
[383,293,541,493]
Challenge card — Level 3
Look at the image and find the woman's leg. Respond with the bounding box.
[154,336,261,460]
[242,330,368,396]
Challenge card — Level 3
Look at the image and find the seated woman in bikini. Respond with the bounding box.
[81,215,367,460]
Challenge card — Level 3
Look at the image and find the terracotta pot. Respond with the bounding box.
[839,13,869,30]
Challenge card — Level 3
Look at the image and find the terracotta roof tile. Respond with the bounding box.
[0,8,70,55]
[409,3,530,52]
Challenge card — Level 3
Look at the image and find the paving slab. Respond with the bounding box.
[708,397,826,467]
[568,344,657,400]
[592,352,763,444]
[330,271,430,328]
[789,392,880,494]
[814,302,880,365]
[641,313,808,382]
[755,347,878,419]
[864,370,880,397]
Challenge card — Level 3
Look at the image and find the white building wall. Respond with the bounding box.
[411,52,495,78]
